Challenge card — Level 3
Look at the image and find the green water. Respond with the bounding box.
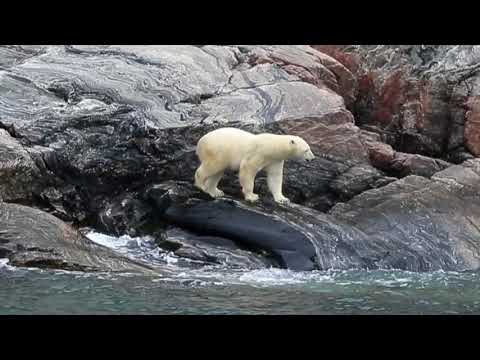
[2,265,480,314]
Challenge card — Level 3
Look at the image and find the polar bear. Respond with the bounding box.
[194,127,315,204]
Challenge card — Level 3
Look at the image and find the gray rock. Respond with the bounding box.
[159,228,273,269]
[329,160,480,271]
[0,201,157,273]
[0,129,41,202]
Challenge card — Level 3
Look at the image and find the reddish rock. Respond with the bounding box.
[357,69,433,134]
[361,133,452,178]
[311,45,361,74]
[465,96,480,156]
[323,45,471,159]
[282,64,321,87]
[365,141,395,170]
[248,46,357,107]
[271,110,370,163]
[371,70,408,125]
[390,152,451,178]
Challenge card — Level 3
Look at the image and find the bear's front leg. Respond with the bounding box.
[266,161,290,204]
[239,158,260,202]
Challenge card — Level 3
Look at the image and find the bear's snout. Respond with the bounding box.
[304,150,315,161]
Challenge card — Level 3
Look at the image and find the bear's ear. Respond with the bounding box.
[290,139,295,145]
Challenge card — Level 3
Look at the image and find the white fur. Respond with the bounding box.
[194,127,315,204]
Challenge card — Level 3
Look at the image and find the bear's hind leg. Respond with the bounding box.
[205,170,225,198]
[196,161,226,198]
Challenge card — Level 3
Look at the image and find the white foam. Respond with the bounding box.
[166,266,338,288]
[85,231,341,286]
[0,258,9,267]
[77,240,392,287]
[87,231,161,256]
[158,253,179,264]
[167,267,455,289]
[86,231,186,269]
[86,232,139,252]
[0,258,14,271]
[237,268,334,286]
[84,231,468,289]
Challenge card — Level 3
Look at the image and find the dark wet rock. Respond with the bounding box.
[329,165,397,200]
[0,201,155,273]
[147,182,319,271]
[146,164,480,272]
[329,159,480,271]
[96,191,156,237]
[159,228,273,269]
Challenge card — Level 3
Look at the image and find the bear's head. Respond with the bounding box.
[289,136,315,162]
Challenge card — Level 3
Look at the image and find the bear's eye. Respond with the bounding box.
[290,140,295,145]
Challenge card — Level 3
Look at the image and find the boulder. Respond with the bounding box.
[0,201,156,273]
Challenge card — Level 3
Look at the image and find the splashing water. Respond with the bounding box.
[1,231,480,314]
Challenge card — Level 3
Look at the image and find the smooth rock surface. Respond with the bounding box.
[0,201,155,272]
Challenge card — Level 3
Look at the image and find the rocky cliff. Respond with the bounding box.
[2,45,480,272]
